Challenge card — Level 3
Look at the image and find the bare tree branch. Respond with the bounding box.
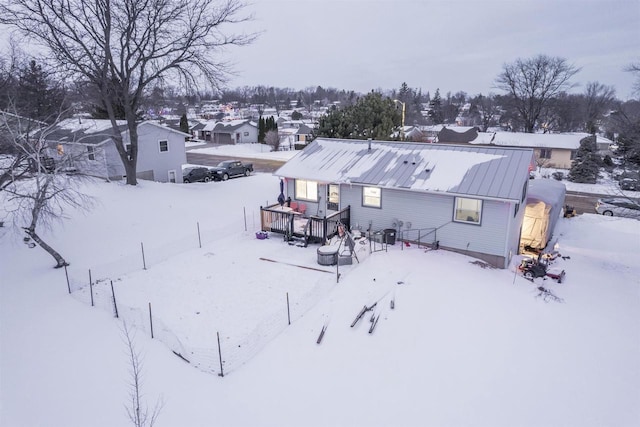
[0,0,255,185]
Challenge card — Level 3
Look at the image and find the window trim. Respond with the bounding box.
[362,186,382,208]
[538,148,552,159]
[159,140,169,153]
[453,197,483,225]
[295,179,318,202]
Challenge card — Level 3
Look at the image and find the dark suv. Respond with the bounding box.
[183,167,211,183]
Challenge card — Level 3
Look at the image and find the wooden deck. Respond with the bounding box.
[260,204,351,244]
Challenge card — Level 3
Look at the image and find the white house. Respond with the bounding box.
[43,119,188,183]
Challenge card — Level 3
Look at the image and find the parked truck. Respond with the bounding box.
[209,160,253,181]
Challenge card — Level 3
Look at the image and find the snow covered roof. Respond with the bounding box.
[42,119,189,145]
[201,120,255,132]
[276,138,535,201]
[471,132,612,150]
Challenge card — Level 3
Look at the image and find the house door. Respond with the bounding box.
[327,184,340,213]
[168,170,176,183]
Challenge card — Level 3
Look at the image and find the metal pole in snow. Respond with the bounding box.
[64,264,71,293]
[141,242,147,270]
[286,292,291,325]
[149,303,154,339]
[217,332,224,377]
[89,269,94,307]
[197,222,202,248]
[243,207,247,231]
[110,280,119,318]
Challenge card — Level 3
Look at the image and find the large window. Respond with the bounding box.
[159,140,168,152]
[454,197,482,224]
[87,146,95,161]
[295,179,318,201]
[363,186,381,208]
[539,148,552,159]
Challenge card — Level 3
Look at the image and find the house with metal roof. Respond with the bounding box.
[41,119,188,183]
[273,138,536,268]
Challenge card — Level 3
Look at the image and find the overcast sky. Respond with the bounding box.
[226,0,639,99]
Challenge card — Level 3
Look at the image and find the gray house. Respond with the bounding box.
[273,138,535,268]
[43,119,188,183]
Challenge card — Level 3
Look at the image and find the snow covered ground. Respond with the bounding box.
[1,153,639,426]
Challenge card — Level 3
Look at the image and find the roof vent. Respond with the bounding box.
[368,138,372,151]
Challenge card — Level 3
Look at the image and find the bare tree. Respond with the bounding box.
[0,0,255,185]
[471,93,500,132]
[1,111,92,267]
[626,61,640,97]
[264,129,280,152]
[495,55,580,133]
[122,323,163,427]
[584,82,616,134]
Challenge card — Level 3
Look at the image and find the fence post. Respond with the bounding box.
[217,331,224,377]
[286,292,291,325]
[148,302,154,339]
[64,264,71,294]
[89,269,94,307]
[243,207,247,231]
[141,242,147,270]
[197,222,202,249]
[110,280,119,318]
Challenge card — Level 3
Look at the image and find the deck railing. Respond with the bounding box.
[260,204,350,244]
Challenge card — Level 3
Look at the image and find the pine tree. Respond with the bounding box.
[258,116,266,143]
[179,113,189,134]
[428,88,443,124]
[568,136,601,183]
[16,60,67,122]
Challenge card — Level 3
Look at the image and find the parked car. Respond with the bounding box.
[619,178,639,191]
[209,160,253,181]
[595,198,640,219]
[183,167,211,183]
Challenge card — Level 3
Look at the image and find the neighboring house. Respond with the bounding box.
[197,120,258,144]
[42,119,188,183]
[274,138,535,268]
[456,131,613,170]
[278,123,314,150]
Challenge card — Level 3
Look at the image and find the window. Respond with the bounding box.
[539,148,552,159]
[454,197,482,224]
[570,150,577,160]
[243,132,249,136]
[327,184,340,211]
[159,140,168,152]
[362,186,381,208]
[295,179,318,201]
[87,146,95,161]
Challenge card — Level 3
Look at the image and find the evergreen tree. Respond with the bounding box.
[15,60,67,122]
[258,116,266,143]
[568,136,601,184]
[428,88,443,124]
[315,92,400,140]
[179,113,189,134]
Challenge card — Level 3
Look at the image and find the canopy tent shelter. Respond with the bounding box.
[520,179,566,253]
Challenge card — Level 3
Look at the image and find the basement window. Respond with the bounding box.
[454,197,482,224]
